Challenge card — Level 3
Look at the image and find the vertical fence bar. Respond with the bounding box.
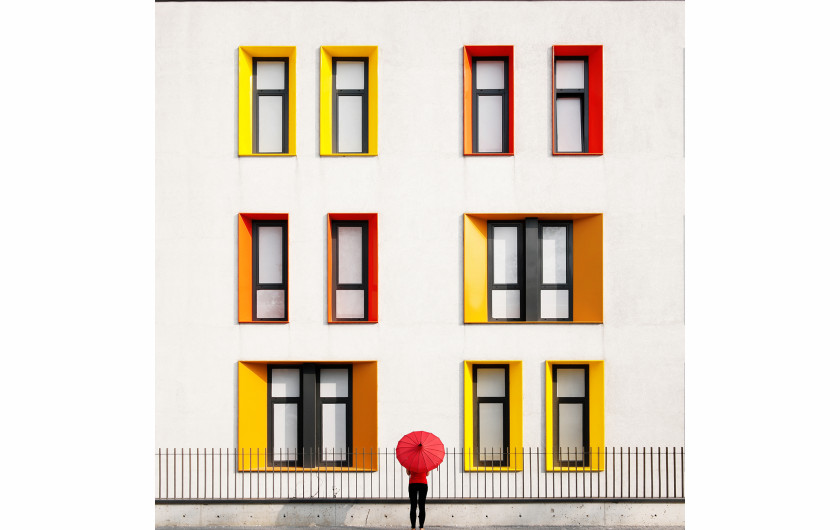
[657,447,661,498]
[681,447,684,498]
[665,447,669,498]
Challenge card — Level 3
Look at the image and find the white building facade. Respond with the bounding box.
[156,0,684,525]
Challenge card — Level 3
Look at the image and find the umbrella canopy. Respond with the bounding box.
[396,431,445,473]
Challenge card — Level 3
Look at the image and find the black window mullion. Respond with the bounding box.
[555,57,588,153]
[472,57,509,153]
[553,365,590,467]
[252,220,288,322]
[487,222,525,322]
[253,58,289,154]
[332,57,368,154]
[537,221,573,321]
[473,365,510,467]
[331,221,368,321]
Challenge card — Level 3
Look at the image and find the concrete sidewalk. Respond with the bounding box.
[157,527,684,530]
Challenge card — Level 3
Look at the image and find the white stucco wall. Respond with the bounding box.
[156,1,684,452]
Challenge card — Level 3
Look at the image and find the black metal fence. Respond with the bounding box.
[155,447,684,502]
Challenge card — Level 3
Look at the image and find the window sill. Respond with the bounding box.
[553,152,604,156]
[239,153,296,157]
[465,152,514,157]
[465,321,603,325]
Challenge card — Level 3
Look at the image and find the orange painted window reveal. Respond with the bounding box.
[464,45,514,156]
[327,213,378,323]
[552,45,603,155]
[238,213,289,323]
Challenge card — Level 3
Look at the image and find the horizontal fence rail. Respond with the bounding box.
[155,447,683,502]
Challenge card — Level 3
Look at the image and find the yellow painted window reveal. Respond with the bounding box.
[463,361,523,471]
[237,361,378,471]
[544,361,605,472]
[463,213,603,324]
[320,46,378,156]
[238,46,296,156]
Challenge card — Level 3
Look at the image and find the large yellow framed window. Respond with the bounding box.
[463,361,523,471]
[238,46,296,156]
[464,213,603,324]
[545,361,604,472]
[320,46,378,156]
[238,361,378,471]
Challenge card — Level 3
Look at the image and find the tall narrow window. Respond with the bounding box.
[331,221,369,321]
[553,365,589,467]
[473,365,509,466]
[539,222,572,320]
[487,218,572,321]
[554,58,587,153]
[269,367,300,466]
[333,58,368,154]
[268,364,352,468]
[252,220,287,321]
[473,58,509,153]
[254,58,289,153]
[487,222,524,321]
[552,45,602,156]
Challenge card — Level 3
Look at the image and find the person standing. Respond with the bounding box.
[406,468,428,530]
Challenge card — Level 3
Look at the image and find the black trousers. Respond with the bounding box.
[408,483,428,528]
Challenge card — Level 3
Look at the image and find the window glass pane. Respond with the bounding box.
[555,60,585,90]
[319,368,349,398]
[540,289,569,319]
[321,403,347,460]
[542,226,567,284]
[336,289,365,319]
[273,403,298,458]
[256,289,285,319]
[271,368,300,397]
[337,226,363,284]
[257,225,284,283]
[557,403,584,455]
[478,402,505,459]
[337,95,363,153]
[556,98,583,152]
[477,95,503,153]
[492,226,518,284]
[556,368,586,398]
[476,60,505,90]
[257,95,284,153]
[335,61,365,90]
[256,60,285,90]
[476,368,506,397]
[491,290,520,319]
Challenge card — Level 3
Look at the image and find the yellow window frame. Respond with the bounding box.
[238,46,296,156]
[237,360,378,471]
[463,360,523,471]
[320,46,378,156]
[545,360,605,472]
[463,213,603,324]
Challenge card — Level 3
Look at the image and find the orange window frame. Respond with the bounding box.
[464,45,514,156]
[327,213,378,323]
[552,45,603,156]
[238,213,289,323]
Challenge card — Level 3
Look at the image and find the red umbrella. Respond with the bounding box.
[396,431,445,473]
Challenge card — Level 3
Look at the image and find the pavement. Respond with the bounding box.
[157,527,684,530]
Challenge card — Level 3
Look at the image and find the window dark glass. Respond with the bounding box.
[554,57,588,153]
[487,218,573,321]
[330,220,369,321]
[332,58,369,154]
[473,365,510,466]
[472,57,509,153]
[252,220,288,321]
[268,364,353,467]
[552,365,589,467]
[253,58,289,154]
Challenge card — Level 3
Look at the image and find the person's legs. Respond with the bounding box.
[408,483,419,529]
[417,483,428,529]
